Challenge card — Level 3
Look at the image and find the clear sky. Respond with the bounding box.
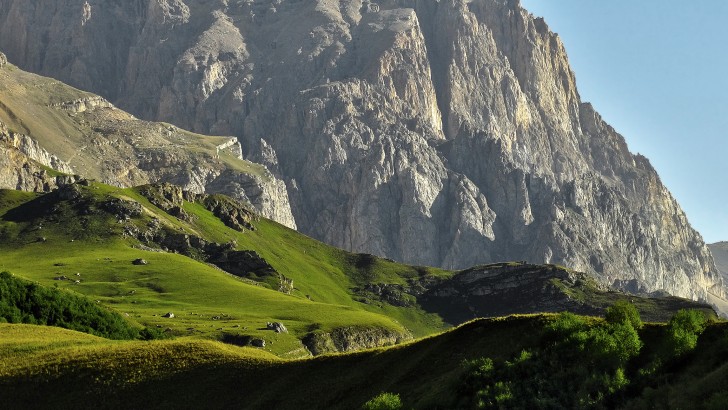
[519,0,727,244]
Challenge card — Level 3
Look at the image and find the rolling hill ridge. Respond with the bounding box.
[0,180,713,358]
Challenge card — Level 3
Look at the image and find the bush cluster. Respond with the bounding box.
[0,271,139,339]
[458,302,716,409]
[362,392,402,410]
[665,309,707,356]
[460,302,644,408]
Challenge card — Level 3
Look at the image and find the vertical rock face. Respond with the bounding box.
[0,0,721,302]
[709,243,728,278]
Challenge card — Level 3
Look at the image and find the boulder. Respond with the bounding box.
[162,312,174,318]
[102,198,143,219]
[266,322,288,333]
[251,339,266,348]
[132,258,148,265]
[56,184,82,200]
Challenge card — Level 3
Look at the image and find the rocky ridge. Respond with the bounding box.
[0,57,296,228]
[0,120,80,191]
[418,262,713,324]
[0,0,722,305]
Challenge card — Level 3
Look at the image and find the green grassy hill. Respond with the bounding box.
[0,181,724,408]
[2,314,727,409]
[0,182,454,357]
[0,181,713,357]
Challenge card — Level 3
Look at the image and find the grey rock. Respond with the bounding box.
[302,326,412,356]
[55,184,83,201]
[709,242,728,278]
[0,121,80,193]
[162,312,174,318]
[251,338,266,348]
[102,198,143,220]
[266,322,288,333]
[132,258,149,266]
[0,0,722,307]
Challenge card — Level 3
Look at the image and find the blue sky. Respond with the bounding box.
[519,0,727,243]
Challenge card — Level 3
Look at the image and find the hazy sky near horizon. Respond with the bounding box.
[520,0,727,244]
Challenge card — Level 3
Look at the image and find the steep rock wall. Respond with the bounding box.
[0,0,720,302]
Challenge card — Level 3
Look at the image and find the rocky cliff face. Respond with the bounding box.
[0,57,296,228]
[0,0,721,303]
[709,243,728,278]
[0,120,80,191]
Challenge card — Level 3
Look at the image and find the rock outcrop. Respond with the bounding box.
[302,325,412,356]
[0,121,79,191]
[0,0,721,303]
[419,262,713,324]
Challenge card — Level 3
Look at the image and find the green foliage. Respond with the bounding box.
[0,271,138,339]
[1,315,728,409]
[462,309,643,409]
[362,392,403,410]
[605,300,643,329]
[138,327,172,341]
[665,309,707,356]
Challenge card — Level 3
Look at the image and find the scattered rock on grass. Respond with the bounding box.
[266,322,288,333]
[251,339,266,348]
[132,258,148,265]
[163,312,175,318]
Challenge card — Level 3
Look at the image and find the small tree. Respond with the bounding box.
[666,309,707,356]
[362,392,403,410]
[605,300,643,329]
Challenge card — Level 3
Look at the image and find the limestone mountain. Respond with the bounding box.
[0,0,721,303]
[0,54,295,228]
[708,242,728,312]
[709,242,728,278]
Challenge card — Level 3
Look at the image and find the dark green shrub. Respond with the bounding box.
[139,326,172,340]
[362,392,402,410]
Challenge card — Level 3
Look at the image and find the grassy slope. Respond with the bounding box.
[3,316,727,409]
[0,62,266,180]
[0,316,543,409]
[179,198,451,336]
[0,184,452,358]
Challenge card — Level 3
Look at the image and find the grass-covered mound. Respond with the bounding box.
[1,309,726,409]
[0,271,139,339]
